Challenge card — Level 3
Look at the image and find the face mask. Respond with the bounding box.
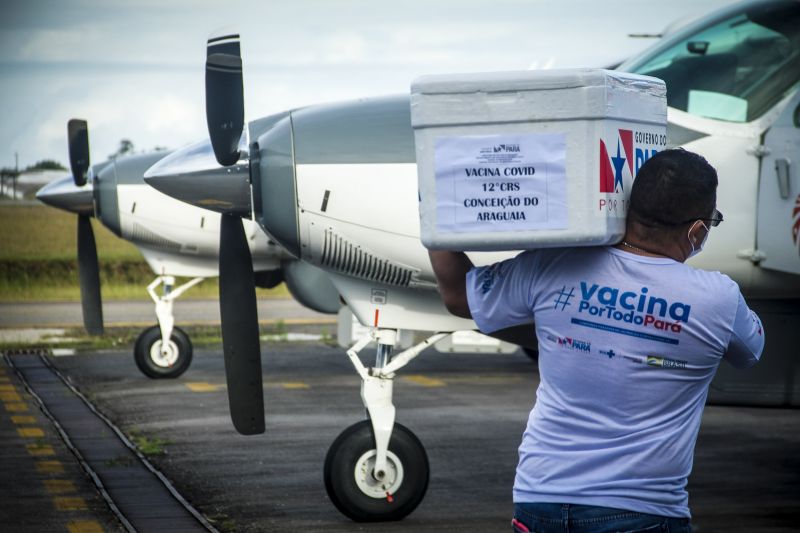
[687,220,709,259]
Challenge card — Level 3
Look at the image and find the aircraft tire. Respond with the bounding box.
[324,420,429,522]
[134,325,193,379]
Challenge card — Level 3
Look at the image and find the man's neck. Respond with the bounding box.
[615,238,684,262]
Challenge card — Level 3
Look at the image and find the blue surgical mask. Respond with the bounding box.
[687,221,709,259]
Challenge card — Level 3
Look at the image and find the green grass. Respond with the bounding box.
[0,204,141,261]
[128,430,172,456]
[0,204,290,301]
[0,325,226,351]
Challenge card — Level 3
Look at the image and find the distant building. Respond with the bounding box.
[1,169,69,201]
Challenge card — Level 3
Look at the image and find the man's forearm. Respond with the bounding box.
[428,251,474,318]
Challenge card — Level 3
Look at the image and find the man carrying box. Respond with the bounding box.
[429,148,764,532]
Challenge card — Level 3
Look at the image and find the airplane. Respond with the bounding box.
[145,0,800,522]
[36,120,341,379]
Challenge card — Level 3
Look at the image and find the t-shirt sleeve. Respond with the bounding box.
[724,293,765,369]
[465,253,536,334]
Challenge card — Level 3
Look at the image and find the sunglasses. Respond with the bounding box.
[676,209,724,227]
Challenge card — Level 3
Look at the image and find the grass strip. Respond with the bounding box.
[1,205,290,301]
[0,259,289,301]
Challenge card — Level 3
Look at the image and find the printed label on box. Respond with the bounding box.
[597,122,667,218]
[434,133,567,233]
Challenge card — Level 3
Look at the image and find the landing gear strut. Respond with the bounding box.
[133,275,202,379]
[324,329,447,521]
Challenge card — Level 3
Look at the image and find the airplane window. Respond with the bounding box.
[623,1,800,122]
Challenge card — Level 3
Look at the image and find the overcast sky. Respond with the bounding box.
[0,0,733,170]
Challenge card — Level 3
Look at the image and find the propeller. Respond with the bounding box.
[68,119,104,335]
[206,33,245,166]
[206,32,265,435]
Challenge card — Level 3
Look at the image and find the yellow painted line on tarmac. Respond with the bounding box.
[44,479,76,494]
[281,382,310,390]
[54,496,88,511]
[18,427,45,438]
[185,382,222,392]
[68,520,104,533]
[1,363,102,532]
[4,401,28,412]
[36,460,65,474]
[403,375,447,387]
[26,443,55,456]
[0,390,22,402]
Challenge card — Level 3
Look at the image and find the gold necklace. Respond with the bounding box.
[620,241,667,257]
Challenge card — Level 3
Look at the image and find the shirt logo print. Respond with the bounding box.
[554,285,575,311]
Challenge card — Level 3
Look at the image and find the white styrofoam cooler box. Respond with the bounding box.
[411,69,667,251]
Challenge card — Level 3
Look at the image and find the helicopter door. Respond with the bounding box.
[756,89,800,275]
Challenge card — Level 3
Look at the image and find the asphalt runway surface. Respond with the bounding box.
[0,299,334,328]
[50,344,799,533]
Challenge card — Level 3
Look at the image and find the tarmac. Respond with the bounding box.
[1,340,798,532]
[1,296,798,532]
[0,297,334,532]
[0,352,123,533]
[0,299,335,329]
[1,350,214,532]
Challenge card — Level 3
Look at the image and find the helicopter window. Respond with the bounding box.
[627,3,800,122]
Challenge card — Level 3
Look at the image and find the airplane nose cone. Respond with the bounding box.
[144,137,251,216]
[36,175,94,215]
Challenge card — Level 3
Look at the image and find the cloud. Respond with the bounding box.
[319,31,369,64]
[0,0,735,168]
[16,27,100,62]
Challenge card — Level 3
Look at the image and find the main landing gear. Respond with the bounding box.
[133,275,203,379]
[324,329,447,522]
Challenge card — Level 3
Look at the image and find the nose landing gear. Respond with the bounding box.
[323,329,448,521]
[133,275,202,379]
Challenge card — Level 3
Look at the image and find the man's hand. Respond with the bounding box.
[428,251,474,319]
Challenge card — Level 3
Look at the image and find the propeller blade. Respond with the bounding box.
[219,213,265,435]
[77,214,103,335]
[68,119,90,187]
[206,33,244,167]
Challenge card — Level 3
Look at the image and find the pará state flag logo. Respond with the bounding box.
[599,129,633,194]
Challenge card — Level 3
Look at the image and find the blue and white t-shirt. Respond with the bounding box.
[466,247,764,518]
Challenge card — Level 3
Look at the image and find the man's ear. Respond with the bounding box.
[688,220,707,244]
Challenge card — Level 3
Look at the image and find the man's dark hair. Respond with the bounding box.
[627,148,717,242]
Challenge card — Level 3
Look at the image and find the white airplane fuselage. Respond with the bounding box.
[115,181,286,278]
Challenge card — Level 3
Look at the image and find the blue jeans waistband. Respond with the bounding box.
[513,502,691,533]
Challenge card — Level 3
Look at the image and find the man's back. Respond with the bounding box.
[467,246,763,517]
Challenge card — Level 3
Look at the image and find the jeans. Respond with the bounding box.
[512,503,692,533]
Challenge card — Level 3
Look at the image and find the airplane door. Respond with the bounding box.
[756,90,800,275]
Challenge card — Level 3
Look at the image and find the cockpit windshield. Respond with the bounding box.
[620,0,800,123]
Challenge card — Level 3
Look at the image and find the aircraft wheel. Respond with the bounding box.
[324,420,429,522]
[134,325,193,379]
